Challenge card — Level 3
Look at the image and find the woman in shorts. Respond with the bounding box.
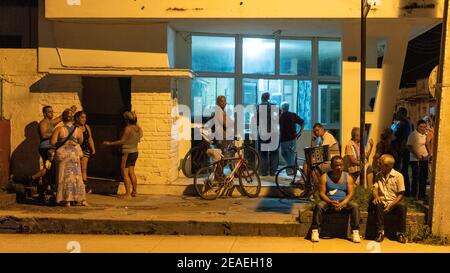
[74,111,96,192]
[103,111,143,199]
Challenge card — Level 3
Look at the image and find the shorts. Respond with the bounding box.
[124,152,139,168]
[39,147,51,163]
[82,149,92,158]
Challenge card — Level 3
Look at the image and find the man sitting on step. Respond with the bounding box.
[372,154,407,244]
[310,155,361,243]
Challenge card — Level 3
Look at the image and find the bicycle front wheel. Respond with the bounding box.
[238,165,261,198]
[193,165,222,200]
[275,166,307,198]
[181,146,208,178]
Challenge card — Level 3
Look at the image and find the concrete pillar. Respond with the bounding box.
[131,76,179,184]
[341,23,361,150]
[431,1,450,237]
[342,23,409,165]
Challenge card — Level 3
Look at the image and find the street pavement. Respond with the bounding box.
[0,234,449,253]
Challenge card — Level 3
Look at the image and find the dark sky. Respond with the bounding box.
[400,23,442,88]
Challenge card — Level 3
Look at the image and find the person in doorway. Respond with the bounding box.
[74,111,96,193]
[103,111,143,199]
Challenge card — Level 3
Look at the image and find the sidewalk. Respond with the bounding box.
[1,234,449,253]
[0,193,309,235]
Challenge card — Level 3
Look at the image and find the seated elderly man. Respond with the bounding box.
[310,156,361,243]
[372,154,407,243]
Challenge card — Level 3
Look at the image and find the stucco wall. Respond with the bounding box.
[131,77,179,184]
[45,0,444,19]
[0,49,82,176]
[38,0,171,73]
[431,2,450,237]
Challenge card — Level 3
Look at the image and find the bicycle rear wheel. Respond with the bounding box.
[181,146,208,178]
[193,165,222,200]
[275,165,307,198]
[238,165,261,198]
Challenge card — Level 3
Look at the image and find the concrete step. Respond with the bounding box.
[89,177,292,198]
[0,193,15,207]
[0,194,426,238]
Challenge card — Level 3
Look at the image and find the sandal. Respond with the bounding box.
[131,192,137,197]
[84,180,92,194]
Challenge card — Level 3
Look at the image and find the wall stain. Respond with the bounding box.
[166,7,204,12]
[166,7,187,11]
[402,2,436,13]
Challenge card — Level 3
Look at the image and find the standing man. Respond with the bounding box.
[206,96,235,163]
[391,107,411,196]
[38,105,76,163]
[310,156,361,243]
[372,154,407,244]
[279,102,304,167]
[257,92,279,176]
[407,119,430,201]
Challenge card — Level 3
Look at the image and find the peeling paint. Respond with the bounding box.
[166,7,204,12]
[166,7,187,12]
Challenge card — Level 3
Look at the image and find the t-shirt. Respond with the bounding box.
[314,131,340,159]
[392,119,411,154]
[280,111,304,142]
[407,130,428,161]
[344,140,361,174]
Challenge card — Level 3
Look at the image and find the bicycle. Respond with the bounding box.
[193,145,261,200]
[275,152,308,198]
[181,125,260,178]
[275,145,329,199]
